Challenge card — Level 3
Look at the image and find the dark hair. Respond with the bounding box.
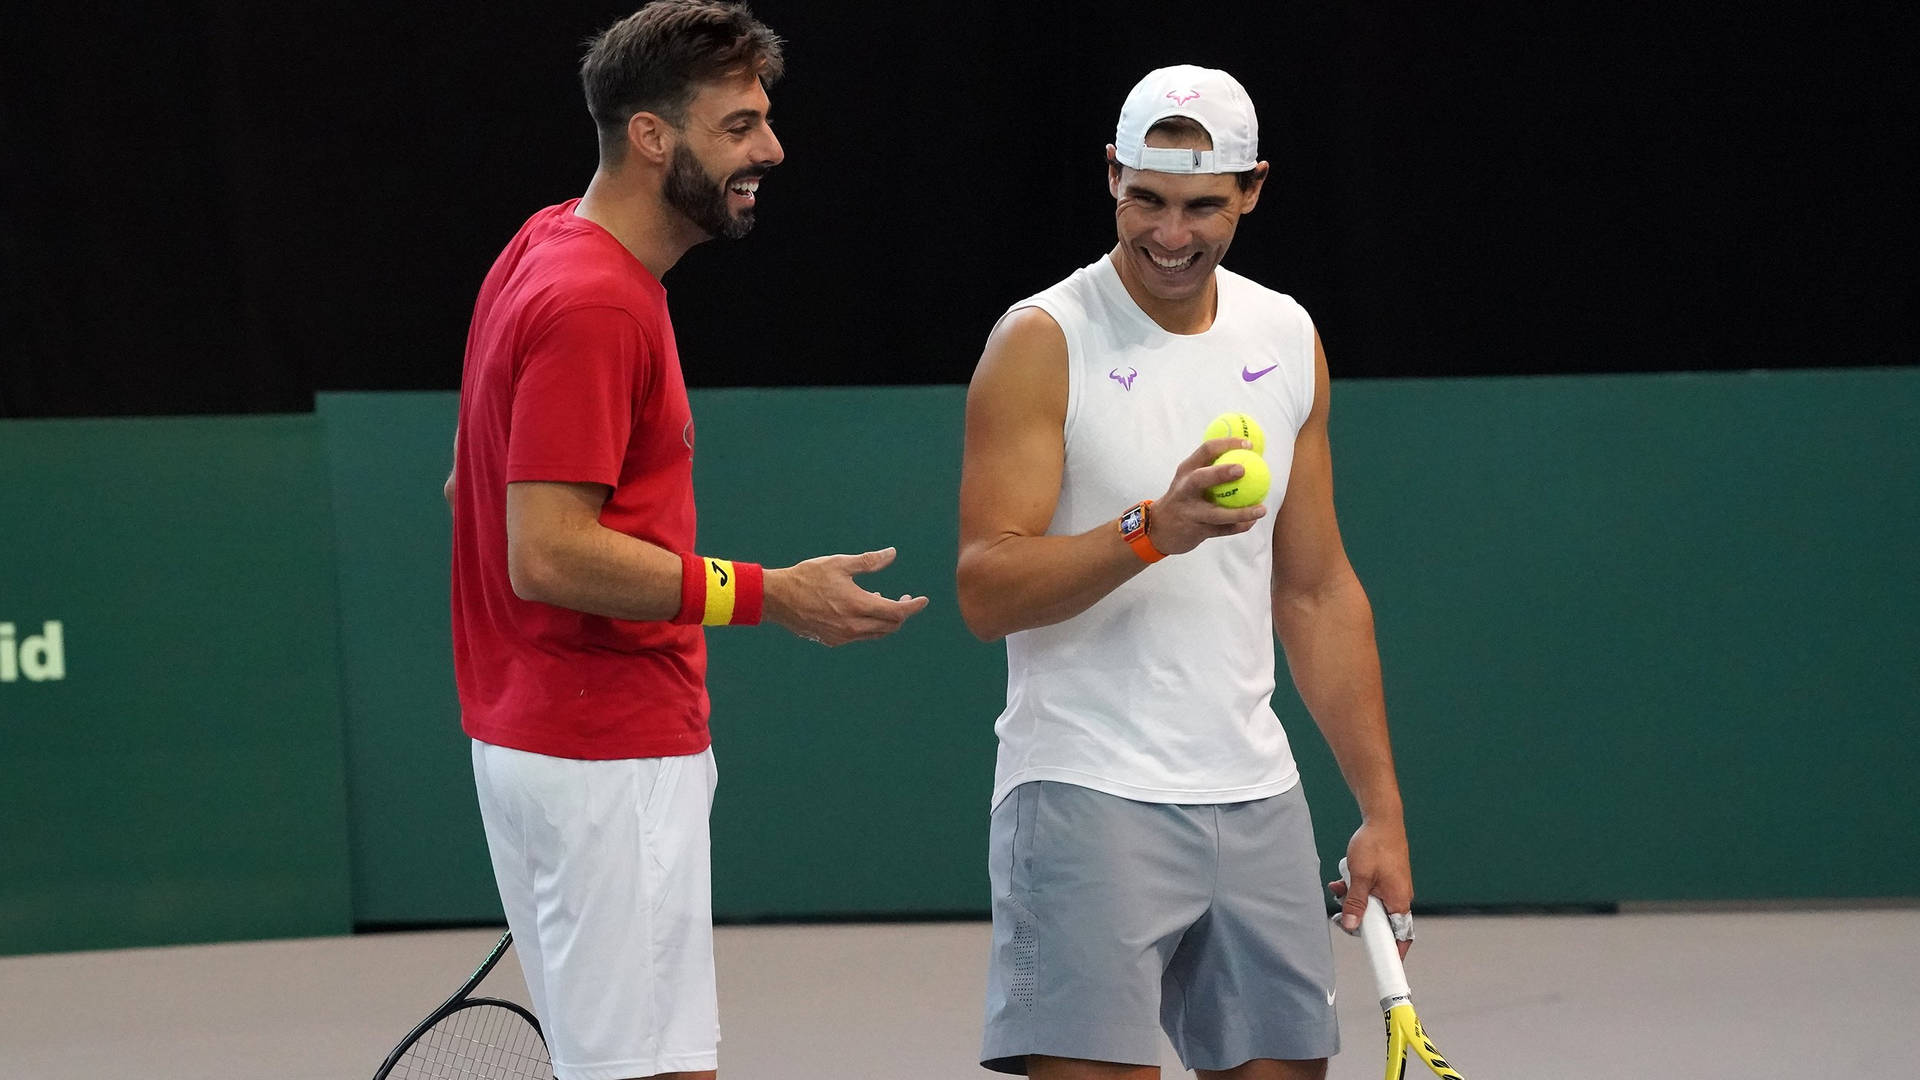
[581,1,786,163]
[1111,117,1261,192]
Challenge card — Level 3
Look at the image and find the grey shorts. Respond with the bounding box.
[981,781,1339,1075]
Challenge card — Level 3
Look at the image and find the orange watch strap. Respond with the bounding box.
[1121,500,1166,564]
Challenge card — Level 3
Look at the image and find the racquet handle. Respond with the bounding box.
[1339,857,1412,1008]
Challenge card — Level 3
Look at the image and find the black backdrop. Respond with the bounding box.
[3,2,1912,418]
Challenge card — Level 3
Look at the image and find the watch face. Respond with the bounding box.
[1120,505,1145,535]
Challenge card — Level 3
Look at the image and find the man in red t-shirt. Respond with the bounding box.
[445,5,927,1077]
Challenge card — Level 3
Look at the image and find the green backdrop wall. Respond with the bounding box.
[2,370,1914,954]
[1317,370,1919,903]
[0,417,354,954]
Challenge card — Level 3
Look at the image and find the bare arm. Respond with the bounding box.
[956,308,1264,641]
[508,481,928,644]
[1271,331,1412,935]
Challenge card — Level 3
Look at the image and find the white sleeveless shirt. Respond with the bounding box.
[990,255,1318,808]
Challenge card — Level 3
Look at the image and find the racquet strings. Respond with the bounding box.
[385,1001,550,1079]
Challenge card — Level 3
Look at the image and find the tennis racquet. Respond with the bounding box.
[370,930,552,1080]
[1340,858,1465,1080]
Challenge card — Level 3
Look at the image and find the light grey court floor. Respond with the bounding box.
[1,909,1911,1079]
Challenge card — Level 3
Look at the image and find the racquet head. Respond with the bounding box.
[379,998,550,1079]
[371,931,551,1080]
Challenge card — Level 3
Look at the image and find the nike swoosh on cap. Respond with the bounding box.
[1242,363,1279,381]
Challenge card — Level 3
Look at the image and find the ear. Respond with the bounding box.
[1105,143,1123,199]
[1238,160,1271,213]
[625,111,675,167]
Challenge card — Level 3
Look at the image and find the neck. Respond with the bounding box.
[575,166,708,280]
[1107,247,1217,334]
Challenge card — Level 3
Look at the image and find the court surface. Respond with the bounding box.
[1,907,1909,1079]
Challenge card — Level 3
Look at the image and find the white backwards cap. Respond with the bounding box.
[1113,64,1260,175]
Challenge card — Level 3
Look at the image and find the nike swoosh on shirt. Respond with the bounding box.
[1242,363,1279,382]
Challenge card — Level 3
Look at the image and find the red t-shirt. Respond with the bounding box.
[451,200,707,759]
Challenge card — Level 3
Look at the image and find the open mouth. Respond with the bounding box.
[727,177,761,204]
[1144,248,1199,275]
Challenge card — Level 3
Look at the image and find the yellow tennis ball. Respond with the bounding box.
[1206,448,1270,507]
[1203,411,1266,456]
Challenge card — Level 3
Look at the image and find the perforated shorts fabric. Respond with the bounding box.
[980,781,1339,1074]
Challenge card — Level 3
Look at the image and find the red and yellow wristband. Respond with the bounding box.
[672,552,765,626]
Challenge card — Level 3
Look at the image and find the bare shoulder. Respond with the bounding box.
[970,306,1067,414]
[987,305,1066,351]
[960,306,1070,560]
[977,306,1066,376]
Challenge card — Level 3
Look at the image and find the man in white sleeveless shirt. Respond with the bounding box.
[958,66,1416,1080]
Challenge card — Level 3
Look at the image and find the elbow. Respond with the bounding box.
[959,599,1003,643]
[955,562,1007,643]
[506,541,559,606]
[1274,572,1371,631]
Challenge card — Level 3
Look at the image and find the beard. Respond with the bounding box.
[664,142,759,241]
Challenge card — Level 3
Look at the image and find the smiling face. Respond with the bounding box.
[662,70,785,240]
[1107,126,1267,315]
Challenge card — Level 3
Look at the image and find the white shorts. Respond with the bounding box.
[472,740,720,1080]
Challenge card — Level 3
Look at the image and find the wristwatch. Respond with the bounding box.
[1119,500,1165,564]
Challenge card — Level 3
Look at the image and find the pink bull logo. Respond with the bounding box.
[1109,367,1139,390]
[1166,89,1201,106]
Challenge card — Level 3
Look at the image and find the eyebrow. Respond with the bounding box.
[715,108,765,127]
[1124,184,1229,209]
